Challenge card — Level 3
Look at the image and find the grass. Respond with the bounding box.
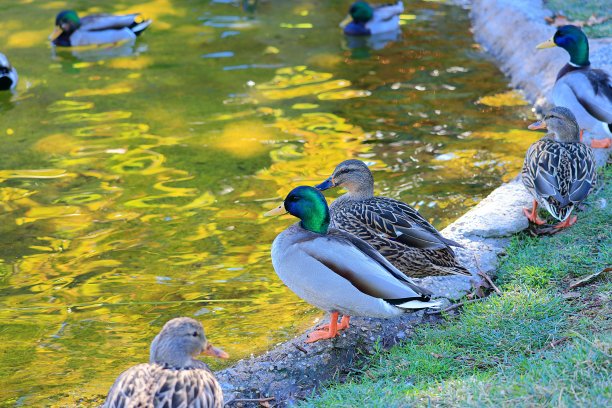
[546,0,612,38]
[301,166,611,407]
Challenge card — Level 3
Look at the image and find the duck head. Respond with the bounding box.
[149,317,229,369]
[537,25,589,67]
[265,186,330,234]
[340,1,374,27]
[315,159,374,198]
[528,106,580,143]
[50,10,82,42]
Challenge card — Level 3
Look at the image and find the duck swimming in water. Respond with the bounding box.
[103,317,228,408]
[50,10,152,47]
[522,106,596,229]
[266,186,441,343]
[0,53,18,91]
[340,1,404,36]
[537,25,612,149]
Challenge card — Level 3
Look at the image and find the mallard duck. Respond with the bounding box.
[537,25,612,149]
[522,106,596,229]
[0,53,18,91]
[103,317,228,408]
[340,1,404,36]
[50,10,152,47]
[265,186,441,343]
[315,160,470,278]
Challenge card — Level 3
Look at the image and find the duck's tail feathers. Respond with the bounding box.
[131,19,153,36]
[396,299,443,310]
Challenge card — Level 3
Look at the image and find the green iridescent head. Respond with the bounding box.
[538,25,589,66]
[349,1,374,23]
[55,10,82,33]
[284,186,330,234]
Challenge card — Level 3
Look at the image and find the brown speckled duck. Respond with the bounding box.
[522,106,596,229]
[315,160,470,278]
[103,317,228,408]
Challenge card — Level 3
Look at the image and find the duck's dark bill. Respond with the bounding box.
[315,177,334,191]
[528,120,547,130]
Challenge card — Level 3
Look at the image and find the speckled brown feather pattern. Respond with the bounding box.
[103,361,223,408]
[328,196,470,278]
[522,138,596,222]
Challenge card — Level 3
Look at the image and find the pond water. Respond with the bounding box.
[0,0,536,405]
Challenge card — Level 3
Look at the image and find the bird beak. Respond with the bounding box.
[264,203,286,216]
[536,38,556,49]
[202,343,229,359]
[315,177,335,191]
[49,27,63,41]
[528,119,547,130]
[339,14,352,28]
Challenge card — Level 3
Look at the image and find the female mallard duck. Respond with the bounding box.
[522,106,596,229]
[340,1,404,36]
[537,25,612,148]
[265,186,441,343]
[315,160,470,278]
[103,317,228,408]
[50,10,152,47]
[0,53,18,91]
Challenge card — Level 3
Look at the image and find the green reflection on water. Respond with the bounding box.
[0,0,535,405]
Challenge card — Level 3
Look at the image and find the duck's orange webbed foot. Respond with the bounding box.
[553,215,577,229]
[316,315,351,331]
[591,138,612,149]
[523,200,546,225]
[306,312,344,343]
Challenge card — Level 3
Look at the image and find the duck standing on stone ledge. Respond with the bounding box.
[537,25,612,149]
[265,186,441,343]
[522,106,596,229]
[315,160,470,278]
[50,10,152,47]
[340,1,404,36]
[103,317,228,408]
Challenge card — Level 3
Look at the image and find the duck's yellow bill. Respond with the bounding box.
[528,120,547,130]
[339,14,352,28]
[264,204,286,216]
[49,27,63,41]
[536,38,556,49]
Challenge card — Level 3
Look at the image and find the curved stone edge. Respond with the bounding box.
[216,2,612,405]
[470,0,612,166]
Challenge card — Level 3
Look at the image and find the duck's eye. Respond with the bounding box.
[192,331,198,337]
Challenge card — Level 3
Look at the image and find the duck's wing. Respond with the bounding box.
[81,14,144,31]
[300,229,432,302]
[372,1,404,21]
[104,363,223,408]
[103,363,155,408]
[560,69,612,124]
[336,197,460,250]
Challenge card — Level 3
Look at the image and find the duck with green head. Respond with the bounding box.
[522,106,596,229]
[340,1,404,36]
[265,186,441,343]
[50,9,152,47]
[537,25,612,149]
